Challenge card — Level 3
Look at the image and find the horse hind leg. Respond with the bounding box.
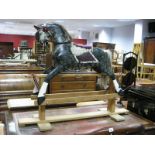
[37,64,64,105]
[100,65,124,95]
[92,49,124,95]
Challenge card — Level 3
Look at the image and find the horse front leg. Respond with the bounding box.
[37,64,64,105]
[111,75,124,96]
[32,66,55,95]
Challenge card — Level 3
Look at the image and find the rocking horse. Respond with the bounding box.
[33,23,124,105]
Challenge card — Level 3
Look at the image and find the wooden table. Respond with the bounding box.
[9,104,155,135]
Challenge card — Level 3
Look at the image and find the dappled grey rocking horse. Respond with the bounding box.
[33,23,124,105]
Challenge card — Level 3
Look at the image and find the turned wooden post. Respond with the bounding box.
[39,105,46,121]
[0,123,5,135]
[107,98,115,113]
[108,79,115,93]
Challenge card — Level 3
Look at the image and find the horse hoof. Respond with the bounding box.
[33,92,38,95]
[38,96,45,105]
[118,89,124,96]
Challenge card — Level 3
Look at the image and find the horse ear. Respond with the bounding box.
[34,25,41,30]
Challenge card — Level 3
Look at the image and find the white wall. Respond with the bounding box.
[111,24,135,52]
[80,20,154,52]
[134,20,143,43]
[81,28,113,46]
[98,28,113,43]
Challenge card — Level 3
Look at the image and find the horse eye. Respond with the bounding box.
[43,27,48,32]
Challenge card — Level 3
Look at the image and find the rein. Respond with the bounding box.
[55,42,71,45]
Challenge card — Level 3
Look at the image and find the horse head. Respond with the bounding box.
[34,24,53,45]
[34,23,72,45]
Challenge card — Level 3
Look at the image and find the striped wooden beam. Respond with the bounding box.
[34,93,118,106]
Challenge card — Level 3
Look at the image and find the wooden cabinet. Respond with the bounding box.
[144,37,155,64]
[50,73,98,93]
[34,42,53,67]
[35,42,51,53]
[0,42,13,58]
[93,42,115,50]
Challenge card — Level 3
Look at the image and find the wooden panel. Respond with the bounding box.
[18,111,109,126]
[144,38,155,64]
[31,90,105,99]
[52,74,97,82]
[51,81,96,92]
[50,73,98,93]
[34,93,118,106]
[36,73,99,78]
[93,42,115,49]
[0,66,44,74]
[0,42,13,58]
[31,90,104,100]
[77,100,107,107]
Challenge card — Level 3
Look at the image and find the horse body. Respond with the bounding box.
[34,23,123,105]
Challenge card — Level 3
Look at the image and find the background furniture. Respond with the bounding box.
[33,42,53,68]
[143,37,155,64]
[0,65,44,74]
[0,42,13,58]
[93,42,115,50]
[19,47,32,59]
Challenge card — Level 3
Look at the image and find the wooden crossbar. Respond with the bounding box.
[34,93,118,106]
[18,108,129,126]
[31,90,105,100]
[34,73,101,78]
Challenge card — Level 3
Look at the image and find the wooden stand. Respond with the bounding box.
[18,91,128,132]
[7,73,119,109]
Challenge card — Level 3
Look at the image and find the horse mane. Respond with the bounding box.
[46,23,72,41]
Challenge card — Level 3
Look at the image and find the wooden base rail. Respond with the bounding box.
[17,91,128,132]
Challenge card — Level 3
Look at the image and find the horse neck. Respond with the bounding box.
[48,26,72,44]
